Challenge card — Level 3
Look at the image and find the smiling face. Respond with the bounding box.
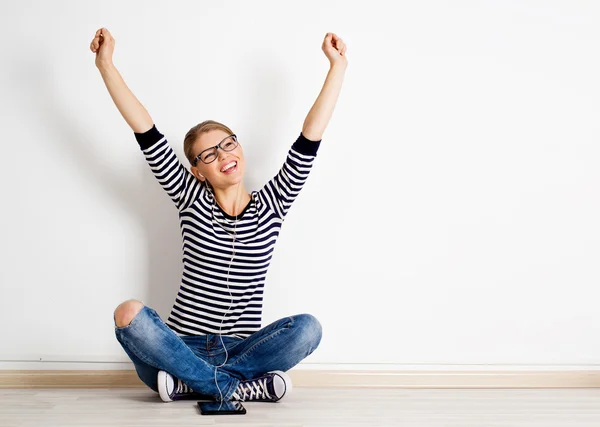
[190,129,245,190]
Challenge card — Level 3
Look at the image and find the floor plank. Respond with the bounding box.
[2,388,600,426]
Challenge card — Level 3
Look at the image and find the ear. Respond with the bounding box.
[190,166,205,181]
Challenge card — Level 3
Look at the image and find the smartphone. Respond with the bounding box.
[198,400,246,415]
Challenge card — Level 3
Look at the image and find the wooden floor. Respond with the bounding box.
[3,387,600,426]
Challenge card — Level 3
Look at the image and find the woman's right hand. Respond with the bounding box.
[90,27,115,68]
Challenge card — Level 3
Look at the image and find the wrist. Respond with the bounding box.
[97,61,116,73]
[329,61,347,72]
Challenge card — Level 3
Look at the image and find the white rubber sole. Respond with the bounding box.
[269,370,293,402]
[157,370,173,402]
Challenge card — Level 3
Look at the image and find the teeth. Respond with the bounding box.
[221,161,237,172]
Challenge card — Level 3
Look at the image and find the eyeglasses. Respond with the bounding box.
[192,134,238,166]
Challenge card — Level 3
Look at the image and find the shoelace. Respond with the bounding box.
[234,377,270,401]
[176,378,193,394]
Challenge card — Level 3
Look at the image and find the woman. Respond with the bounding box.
[90,27,347,403]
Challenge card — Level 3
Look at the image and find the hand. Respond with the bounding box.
[90,27,115,68]
[322,33,347,68]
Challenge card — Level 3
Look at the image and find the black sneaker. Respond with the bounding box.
[157,370,213,402]
[230,370,292,402]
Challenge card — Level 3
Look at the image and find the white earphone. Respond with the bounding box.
[207,181,242,402]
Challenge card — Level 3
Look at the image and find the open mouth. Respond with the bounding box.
[220,161,238,174]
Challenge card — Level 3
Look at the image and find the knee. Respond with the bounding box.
[114,299,144,328]
[293,314,322,351]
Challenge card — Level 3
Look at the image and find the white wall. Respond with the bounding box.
[1,0,600,370]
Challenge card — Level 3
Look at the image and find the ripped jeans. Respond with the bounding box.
[114,305,322,401]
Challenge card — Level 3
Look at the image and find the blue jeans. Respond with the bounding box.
[114,305,322,401]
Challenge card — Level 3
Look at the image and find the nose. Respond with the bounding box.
[217,145,237,162]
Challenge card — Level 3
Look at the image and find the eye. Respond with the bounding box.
[203,152,216,161]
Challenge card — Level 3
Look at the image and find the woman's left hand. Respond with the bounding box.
[322,33,347,68]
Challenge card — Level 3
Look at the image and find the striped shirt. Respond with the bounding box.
[134,125,321,338]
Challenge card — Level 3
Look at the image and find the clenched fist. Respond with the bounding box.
[90,27,115,68]
[322,33,347,68]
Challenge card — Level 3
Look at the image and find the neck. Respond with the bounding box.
[212,182,250,216]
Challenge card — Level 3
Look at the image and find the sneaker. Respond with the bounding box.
[230,370,292,402]
[157,370,213,402]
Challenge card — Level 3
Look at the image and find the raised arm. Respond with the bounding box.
[258,34,348,218]
[301,33,348,141]
[90,28,202,210]
[90,28,153,133]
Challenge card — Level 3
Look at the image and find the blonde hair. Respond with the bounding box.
[183,120,235,166]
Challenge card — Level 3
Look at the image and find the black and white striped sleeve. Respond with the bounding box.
[134,124,204,211]
[258,132,321,219]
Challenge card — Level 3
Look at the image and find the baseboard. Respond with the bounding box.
[2,369,600,388]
